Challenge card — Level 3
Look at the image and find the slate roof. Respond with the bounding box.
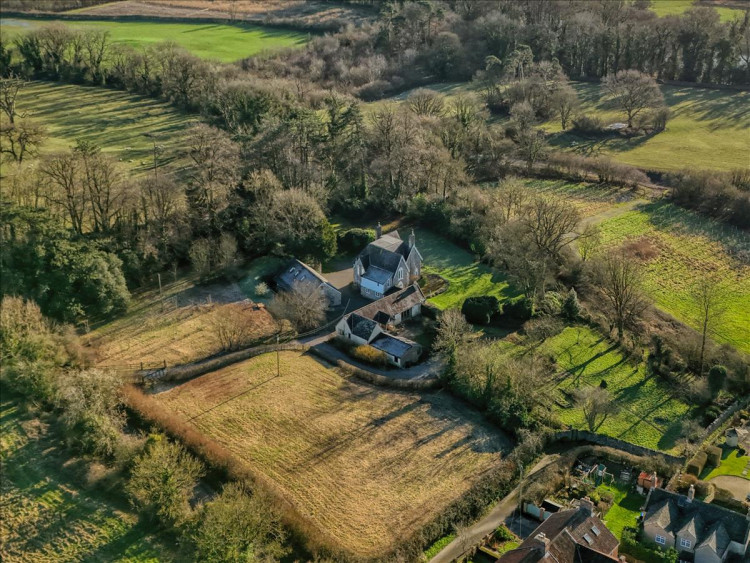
[357,231,411,275]
[644,488,750,559]
[276,259,337,293]
[363,265,393,285]
[354,284,425,324]
[370,333,418,358]
[346,313,379,341]
[498,503,619,563]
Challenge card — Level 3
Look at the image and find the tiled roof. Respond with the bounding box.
[370,333,418,358]
[362,265,392,285]
[347,313,378,341]
[276,259,337,292]
[644,488,750,559]
[354,284,425,323]
[357,231,410,275]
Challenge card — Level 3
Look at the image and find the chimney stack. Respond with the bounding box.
[376,222,382,239]
[409,228,415,249]
[651,472,658,490]
[687,485,695,502]
[579,497,594,517]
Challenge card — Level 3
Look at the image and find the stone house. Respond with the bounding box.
[335,284,425,367]
[498,498,619,562]
[275,259,341,307]
[353,224,422,300]
[642,486,750,562]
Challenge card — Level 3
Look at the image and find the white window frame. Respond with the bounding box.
[655,535,666,545]
[680,538,691,548]
[397,269,404,281]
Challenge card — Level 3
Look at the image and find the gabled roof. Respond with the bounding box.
[362,265,393,285]
[353,284,425,324]
[677,512,703,539]
[276,259,337,292]
[346,313,378,341]
[357,230,412,275]
[644,488,750,558]
[499,504,619,563]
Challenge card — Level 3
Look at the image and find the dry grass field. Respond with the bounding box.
[84,276,277,367]
[153,351,511,557]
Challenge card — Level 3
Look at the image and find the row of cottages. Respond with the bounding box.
[642,486,750,562]
[335,284,425,368]
[354,224,422,300]
[276,259,341,307]
[498,498,620,562]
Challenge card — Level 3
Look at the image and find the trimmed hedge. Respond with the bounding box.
[705,445,722,467]
[686,450,708,476]
[337,228,375,254]
[502,297,534,323]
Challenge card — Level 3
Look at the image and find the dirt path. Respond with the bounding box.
[429,447,590,563]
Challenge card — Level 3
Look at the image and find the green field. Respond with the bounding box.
[0,18,309,62]
[0,397,172,562]
[499,326,692,452]
[649,0,746,21]
[545,82,750,172]
[596,201,750,353]
[9,80,193,176]
[415,228,517,310]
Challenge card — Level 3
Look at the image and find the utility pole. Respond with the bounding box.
[276,333,280,377]
[517,462,524,537]
[157,273,162,295]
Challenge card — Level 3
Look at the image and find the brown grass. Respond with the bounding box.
[73,0,376,28]
[622,236,661,262]
[83,277,277,368]
[148,351,511,558]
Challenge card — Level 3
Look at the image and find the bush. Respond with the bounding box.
[461,296,501,325]
[561,289,581,320]
[494,524,515,542]
[686,450,708,476]
[503,298,534,322]
[708,365,727,395]
[254,282,269,297]
[351,345,389,368]
[337,228,376,254]
[705,445,722,467]
[538,291,563,316]
[572,114,605,135]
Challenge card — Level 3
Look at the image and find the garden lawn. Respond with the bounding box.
[545,82,750,172]
[536,326,692,452]
[597,483,642,541]
[10,80,194,176]
[415,228,516,310]
[154,351,512,558]
[596,200,750,354]
[0,397,172,562]
[0,18,309,62]
[701,445,750,480]
[649,0,745,21]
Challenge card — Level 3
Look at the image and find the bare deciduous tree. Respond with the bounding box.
[521,195,581,261]
[573,386,618,432]
[434,308,472,358]
[593,252,649,340]
[603,70,664,128]
[691,274,728,376]
[210,307,252,351]
[407,88,445,117]
[577,223,601,261]
[0,119,46,164]
[268,281,327,332]
[0,76,24,123]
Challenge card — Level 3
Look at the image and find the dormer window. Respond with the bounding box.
[680,538,691,548]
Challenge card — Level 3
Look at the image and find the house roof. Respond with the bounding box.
[354,284,425,324]
[644,488,750,559]
[346,313,379,341]
[499,504,619,563]
[357,230,412,275]
[276,259,338,293]
[370,333,418,358]
[362,265,393,285]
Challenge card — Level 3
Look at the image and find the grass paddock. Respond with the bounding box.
[153,351,512,557]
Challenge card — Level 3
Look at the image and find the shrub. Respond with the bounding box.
[338,228,376,254]
[503,298,534,322]
[708,365,727,395]
[351,345,389,368]
[572,114,605,135]
[461,296,501,325]
[538,291,563,316]
[686,450,707,476]
[705,445,722,467]
[524,317,564,342]
[254,282,269,297]
[494,524,515,542]
[561,289,581,320]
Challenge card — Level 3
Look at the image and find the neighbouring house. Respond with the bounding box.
[637,471,662,495]
[498,498,620,562]
[524,499,564,522]
[725,426,749,450]
[353,223,422,300]
[335,284,425,367]
[275,259,341,307]
[642,486,750,562]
